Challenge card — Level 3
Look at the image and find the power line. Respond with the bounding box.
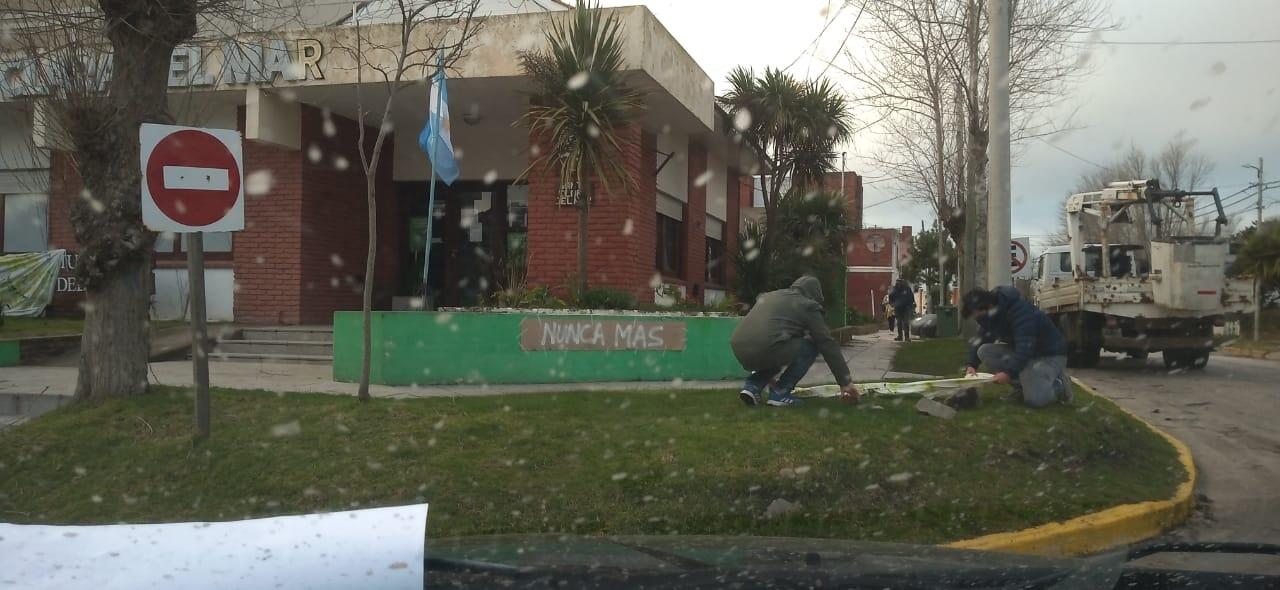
[1036,137,1104,168]
[785,2,846,71]
[1066,38,1280,47]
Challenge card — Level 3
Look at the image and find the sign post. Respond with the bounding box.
[140,123,243,439]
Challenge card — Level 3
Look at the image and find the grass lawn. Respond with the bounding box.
[892,337,971,376]
[0,384,1185,544]
[0,318,187,340]
[0,318,88,339]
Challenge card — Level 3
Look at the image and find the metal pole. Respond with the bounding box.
[187,232,210,439]
[841,152,848,320]
[1255,158,1264,341]
[985,0,1012,288]
[421,65,443,309]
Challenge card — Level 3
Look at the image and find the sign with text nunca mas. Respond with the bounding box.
[520,318,687,351]
[0,39,325,100]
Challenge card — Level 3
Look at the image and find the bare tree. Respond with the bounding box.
[1,0,307,401]
[842,0,1107,291]
[1050,138,1217,244]
[1156,135,1215,190]
[336,0,482,401]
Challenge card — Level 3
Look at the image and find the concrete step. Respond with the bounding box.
[0,415,30,432]
[240,326,333,343]
[214,339,333,356]
[209,351,333,365]
[0,392,71,416]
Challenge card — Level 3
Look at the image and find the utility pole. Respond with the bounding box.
[1245,158,1264,341]
[986,0,1012,288]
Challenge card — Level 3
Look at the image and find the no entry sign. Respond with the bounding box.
[140,124,244,233]
[1011,237,1031,279]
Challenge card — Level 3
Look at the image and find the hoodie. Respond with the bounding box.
[966,286,1069,373]
[729,276,852,386]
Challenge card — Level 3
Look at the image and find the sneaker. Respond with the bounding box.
[766,388,803,407]
[1002,385,1024,403]
[1055,376,1073,405]
[739,388,762,407]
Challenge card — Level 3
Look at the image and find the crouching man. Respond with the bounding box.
[730,276,861,407]
[961,287,1072,408]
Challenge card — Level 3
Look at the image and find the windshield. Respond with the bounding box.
[1,0,1279,588]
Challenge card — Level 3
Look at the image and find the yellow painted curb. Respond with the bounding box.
[945,378,1196,557]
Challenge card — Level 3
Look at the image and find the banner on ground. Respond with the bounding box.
[0,250,65,317]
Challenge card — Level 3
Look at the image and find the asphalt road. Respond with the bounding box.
[1075,352,1280,574]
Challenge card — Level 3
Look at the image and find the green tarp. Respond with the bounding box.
[0,250,65,317]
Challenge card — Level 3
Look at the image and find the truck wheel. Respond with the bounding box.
[1163,349,1207,370]
[1069,345,1101,368]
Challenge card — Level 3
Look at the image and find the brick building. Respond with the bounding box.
[1,4,760,324]
[845,226,914,319]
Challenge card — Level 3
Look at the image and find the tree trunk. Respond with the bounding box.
[75,258,153,399]
[358,174,377,401]
[576,160,590,296]
[71,4,195,400]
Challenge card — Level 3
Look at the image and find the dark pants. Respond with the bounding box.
[742,337,820,396]
[895,306,913,340]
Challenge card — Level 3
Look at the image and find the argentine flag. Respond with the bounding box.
[418,61,460,185]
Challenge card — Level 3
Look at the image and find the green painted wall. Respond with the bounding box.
[0,340,18,367]
[333,311,744,386]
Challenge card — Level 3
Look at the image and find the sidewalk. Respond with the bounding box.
[0,331,911,400]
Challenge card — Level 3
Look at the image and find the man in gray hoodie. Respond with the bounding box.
[730,276,861,407]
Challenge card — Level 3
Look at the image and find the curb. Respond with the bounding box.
[945,378,1196,557]
[1221,346,1273,360]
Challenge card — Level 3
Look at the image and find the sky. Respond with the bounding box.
[599,0,1280,250]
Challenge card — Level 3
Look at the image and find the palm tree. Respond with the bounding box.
[717,67,852,254]
[517,0,645,296]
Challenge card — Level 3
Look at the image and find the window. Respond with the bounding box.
[3,193,48,252]
[655,213,683,277]
[706,237,725,285]
[154,231,233,259]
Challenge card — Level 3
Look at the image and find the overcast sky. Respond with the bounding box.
[600,0,1280,249]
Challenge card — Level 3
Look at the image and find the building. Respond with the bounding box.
[845,226,913,319]
[0,2,760,324]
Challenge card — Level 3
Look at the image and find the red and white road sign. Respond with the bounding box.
[140,124,244,233]
[1010,237,1031,279]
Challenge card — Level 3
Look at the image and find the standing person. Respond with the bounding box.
[882,293,895,332]
[961,286,1072,408]
[730,276,862,407]
[889,279,915,342]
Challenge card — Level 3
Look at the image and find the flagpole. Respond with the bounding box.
[421,60,443,309]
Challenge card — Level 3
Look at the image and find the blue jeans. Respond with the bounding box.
[742,338,820,396]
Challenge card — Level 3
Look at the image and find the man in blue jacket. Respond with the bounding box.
[961,286,1072,408]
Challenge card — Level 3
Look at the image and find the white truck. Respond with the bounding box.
[1033,180,1254,369]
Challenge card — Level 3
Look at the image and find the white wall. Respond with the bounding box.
[151,268,235,322]
[655,130,687,202]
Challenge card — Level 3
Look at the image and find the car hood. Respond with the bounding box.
[429,534,1064,572]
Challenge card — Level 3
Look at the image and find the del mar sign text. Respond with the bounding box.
[520,318,688,351]
[0,39,325,100]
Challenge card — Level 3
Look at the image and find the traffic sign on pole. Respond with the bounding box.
[139,124,243,438]
[140,124,244,233]
[1011,237,1031,280]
